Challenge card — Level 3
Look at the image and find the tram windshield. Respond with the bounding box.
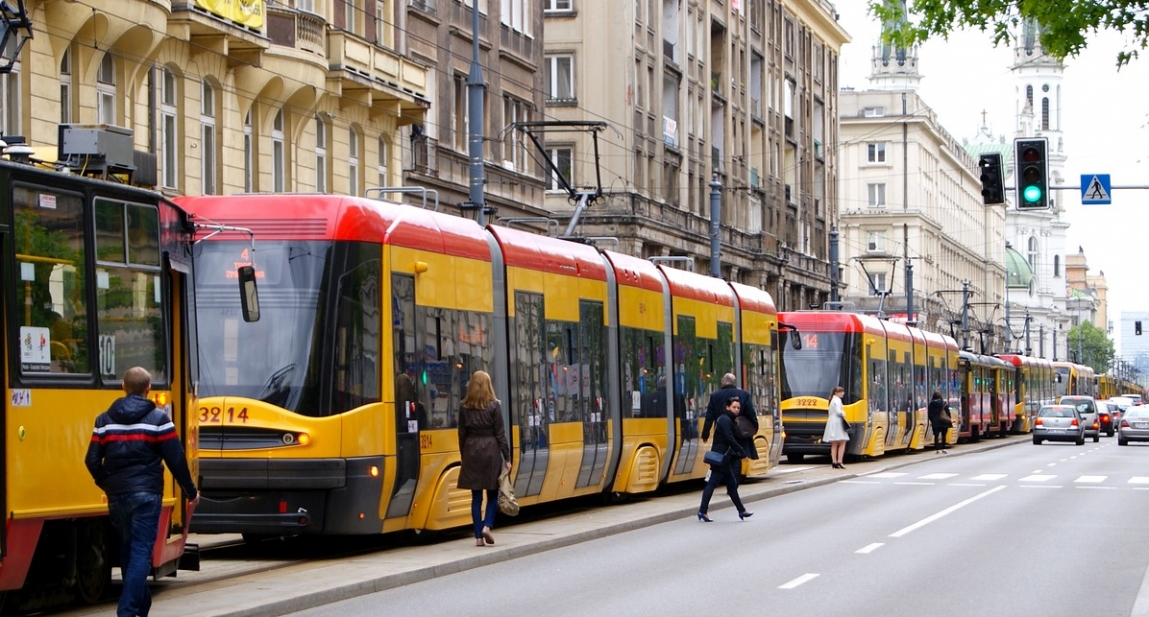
[1054,367,1071,398]
[193,240,381,417]
[779,331,862,404]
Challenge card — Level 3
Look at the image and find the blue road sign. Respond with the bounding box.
[1081,174,1112,204]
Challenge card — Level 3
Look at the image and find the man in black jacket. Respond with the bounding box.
[701,373,758,445]
[85,367,198,617]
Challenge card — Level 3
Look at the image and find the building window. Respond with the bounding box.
[453,73,467,151]
[315,115,328,193]
[545,54,574,101]
[867,142,886,163]
[1027,236,1038,268]
[863,106,884,117]
[345,0,357,35]
[503,96,529,172]
[97,53,116,125]
[1054,254,1061,277]
[201,80,217,195]
[544,0,570,11]
[869,273,887,296]
[867,231,886,253]
[377,136,388,188]
[299,0,314,11]
[349,127,360,196]
[160,67,179,190]
[60,49,72,124]
[546,146,572,191]
[243,111,253,192]
[867,183,886,207]
[501,0,529,34]
[272,110,285,192]
[1041,97,1050,130]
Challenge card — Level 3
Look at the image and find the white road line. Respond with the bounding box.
[1020,474,1056,482]
[894,482,935,486]
[971,474,1007,481]
[864,472,908,479]
[1075,476,1106,483]
[1076,486,1116,490]
[1129,477,1149,485]
[919,473,958,480]
[841,480,881,484]
[856,543,884,554]
[947,483,987,487]
[889,485,1006,538]
[1019,485,1063,489]
[1133,540,1149,617]
[779,573,820,589]
[772,466,815,475]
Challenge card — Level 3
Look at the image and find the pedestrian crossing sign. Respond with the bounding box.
[1081,174,1111,204]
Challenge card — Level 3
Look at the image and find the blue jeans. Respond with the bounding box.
[108,492,162,617]
[471,489,497,538]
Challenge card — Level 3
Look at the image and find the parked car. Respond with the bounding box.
[1033,404,1086,445]
[1057,396,1100,442]
[1118,406,1149,446]
[1104,398,1131,429]
[1095,400,1115,437]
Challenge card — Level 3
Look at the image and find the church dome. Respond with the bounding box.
[1005,246,1035,289]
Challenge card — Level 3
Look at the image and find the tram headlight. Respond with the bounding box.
[297,432,311,446]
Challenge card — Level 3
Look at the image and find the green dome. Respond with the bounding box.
[1005,246,1034,289]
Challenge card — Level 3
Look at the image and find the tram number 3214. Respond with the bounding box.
[198,406,251,423]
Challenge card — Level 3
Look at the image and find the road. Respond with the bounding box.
[281,441,1149,617]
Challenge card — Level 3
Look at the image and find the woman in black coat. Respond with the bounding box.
[927,391,952,453]
[457,371,512,546]
[697,396,752,522]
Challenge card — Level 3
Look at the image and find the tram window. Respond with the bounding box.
[12,185,90,375]
[331,244,380,414]
[93,199,166,382]
[579,301,606,425]
[511,292,546,444]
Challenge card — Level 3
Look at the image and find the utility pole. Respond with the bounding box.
[904,224,915,327]
[1025,310,1032,356]
[709,174,721,278]
[1039,323,1045,358]
[467,3,487,225]
[961,280,970,351]
[829,227,840,303]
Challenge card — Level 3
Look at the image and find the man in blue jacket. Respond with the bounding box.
[85,367,198,617]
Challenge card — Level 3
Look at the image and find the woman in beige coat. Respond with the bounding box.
[457,371,512,546]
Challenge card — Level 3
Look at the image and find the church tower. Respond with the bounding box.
[868,1,922,91]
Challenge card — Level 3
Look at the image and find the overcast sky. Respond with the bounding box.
[833,3,1149,355]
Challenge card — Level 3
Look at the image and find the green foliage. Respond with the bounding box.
[1068,321,1116,373]
[870,0,1149,66]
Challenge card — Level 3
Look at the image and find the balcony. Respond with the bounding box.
[266,5,326,57]
[169,0,269,68]
[327,31,430,120]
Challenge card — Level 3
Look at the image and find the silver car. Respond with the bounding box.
[1117,407,1149,446]
[1058,396,1100,443]
[1033,404,1086,446]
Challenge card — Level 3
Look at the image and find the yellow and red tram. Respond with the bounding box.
[998,354,1055,433]
[958,352,1013,440]
[178,193,783,537]
[0,160,199,611]
[776,311,961,461]
[1053,361,1096,399]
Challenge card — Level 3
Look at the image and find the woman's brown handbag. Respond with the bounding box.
[497,468,519,516]
[735,415,756,439]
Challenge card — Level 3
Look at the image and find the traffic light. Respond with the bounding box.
[978,153,1005,205]
[1014,137,1049,209]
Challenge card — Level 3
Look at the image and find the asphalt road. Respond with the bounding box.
[279,440,1149,617]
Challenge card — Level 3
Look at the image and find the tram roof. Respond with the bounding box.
[176,194,492,262]
[601,251,665,293]
[729,282,777,316]
[488,225,607,280]
[777,311,887,335]
[657,265,735,306]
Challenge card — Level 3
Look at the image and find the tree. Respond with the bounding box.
[1067,321,1116,373]
[870,1,1149,66]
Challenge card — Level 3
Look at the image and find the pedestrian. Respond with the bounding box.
[84,367,198,617]
[457,370,512,547]
[927,391,952,453]
[701,373,758,444]
[823,386,850,469]
[697,397,753,522]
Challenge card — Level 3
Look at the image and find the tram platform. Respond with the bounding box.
[56,436,1025,617]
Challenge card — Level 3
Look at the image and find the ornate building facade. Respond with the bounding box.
[538,0,850,310]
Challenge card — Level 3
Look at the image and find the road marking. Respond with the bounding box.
[889,485,1006,538]
[1077,486,1116,490]
[894,482,935,486]
[1129,477,1149,485]
[1019,485,1062,489]
[779,573,820,589]
[947,483,986,487]
[971,474,1007,481]
[841,480,881,484]
[1020,474,1056,482]
[1075,476,1106,483]
[856,543,884,554]
[919,473,958,480]
[864,472,907,479]
[772,466,815,475]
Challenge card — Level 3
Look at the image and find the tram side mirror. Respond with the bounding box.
[779,323,802,350]
[238,265,260,322]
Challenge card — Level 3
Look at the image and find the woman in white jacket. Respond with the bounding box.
[822,386,850,469]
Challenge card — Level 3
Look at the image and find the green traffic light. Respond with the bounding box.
[1023,185,1042,203]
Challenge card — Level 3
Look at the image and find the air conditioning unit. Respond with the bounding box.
[57,124,135,176]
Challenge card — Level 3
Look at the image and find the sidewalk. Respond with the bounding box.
[59,437,1024,617]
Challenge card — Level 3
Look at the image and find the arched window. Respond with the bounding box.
[272,109,285,192]
[315,115,328,193]
[1026,84,1033,109]
[1027,236,1038,268]
[1041,98,1050,130]
[97,53,116,125]
[1054,254,1061,277]
[60,48,72,123]
[377,136,388,188]
[201,79,217,194]
[348,127,360,196]
[160,67,179,189]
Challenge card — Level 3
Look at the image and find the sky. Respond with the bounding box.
[833,3,1149,356]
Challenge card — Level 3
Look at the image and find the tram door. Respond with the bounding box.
[386,274,420,518]
[0,229,7,554]
[575,301,608,489]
